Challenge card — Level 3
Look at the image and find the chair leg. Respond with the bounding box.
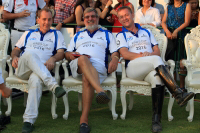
[128,91,134,110]
[187,97,194,122]
[63,93,69,120]
[120,87,127,120]
[5,96,11,116]
[51,92,58,119]
[109,89,118,120]
[167,92,174,121]
[78,92,82,111]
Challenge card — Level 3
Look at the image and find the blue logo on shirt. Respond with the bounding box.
[29,37,36,40]
[127,36,133,41]
[77,36,84,41]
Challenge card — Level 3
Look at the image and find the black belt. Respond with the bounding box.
[12,28,26,32]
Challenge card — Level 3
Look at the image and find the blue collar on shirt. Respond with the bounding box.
[82,28,104,38]
[122,23,142,37]
[34,28,54,41]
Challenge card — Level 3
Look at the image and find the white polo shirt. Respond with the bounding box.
[68,28,117,74]
[116,23,158,53]
[135,6,161,27]
[16,28,67,63]
[3,0,46,30]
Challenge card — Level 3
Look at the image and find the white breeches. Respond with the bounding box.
[15,51,58,91]
[126,56,164,88]
[23,73,43,124]
[15,51,58,124]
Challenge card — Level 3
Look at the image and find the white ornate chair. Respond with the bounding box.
[0,23,10,115]
[61,26,118,120]
[120,25,175,120]
[62,60,118,120]
[5,25,62,119]
[179,25,200,122]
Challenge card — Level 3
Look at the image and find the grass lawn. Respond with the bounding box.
[1,91,200,133]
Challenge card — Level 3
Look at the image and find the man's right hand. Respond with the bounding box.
[12,56,19,68]
[19,10,31,18]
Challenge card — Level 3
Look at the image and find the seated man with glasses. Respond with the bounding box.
[65,7,119,133]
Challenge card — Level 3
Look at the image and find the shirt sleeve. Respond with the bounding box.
[56,31,67,51]
[147,29,158,46]
[38,0,46,9]
[15,31,29,49]
[67,34,76,52]
[151,8,161,27]
[3,0,14,12]
[116,32,129,51]
[108,32,117,53]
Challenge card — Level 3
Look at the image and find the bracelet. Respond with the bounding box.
[105,6,108,9]
[113,56,119,60]
[61,21,65,26]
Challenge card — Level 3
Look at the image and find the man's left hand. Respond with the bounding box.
[142,52,152,57]
[108,58,118,73]
[44,57,56,71]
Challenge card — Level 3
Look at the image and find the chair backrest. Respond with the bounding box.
[141,25,167,62]
[0,23,10,60]
[184,25,200,69]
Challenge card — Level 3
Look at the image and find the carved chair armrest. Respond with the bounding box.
[62,60,69,78]
[182,59,193,81]
[54,60,63,83]
[120,59,126,79]
[6,57,14,76]
[166,59,175,76]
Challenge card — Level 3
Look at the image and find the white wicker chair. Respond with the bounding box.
[120,25,175,120]
[179,25,200,122]
[5,25,62,119]
[0,23,10,115]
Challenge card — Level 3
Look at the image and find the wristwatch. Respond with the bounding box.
[61,21,65,26]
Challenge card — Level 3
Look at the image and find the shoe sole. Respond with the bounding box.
[179,93,195,107]
[96,93,110,104]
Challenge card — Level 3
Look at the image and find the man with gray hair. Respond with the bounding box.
[65,7,119,133]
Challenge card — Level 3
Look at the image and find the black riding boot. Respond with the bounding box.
[155,65,194,107]
[152,85,165,133]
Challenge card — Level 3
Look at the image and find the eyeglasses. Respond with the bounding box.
[83,15,97,19]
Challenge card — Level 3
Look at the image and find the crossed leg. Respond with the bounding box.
[77,56,104,93]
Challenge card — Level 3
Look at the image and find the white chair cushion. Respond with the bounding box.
[63,75,116,87]
[62,76,82,87]
[121,78,150,86]
[186,72,200,88]
[6,75,28,84]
